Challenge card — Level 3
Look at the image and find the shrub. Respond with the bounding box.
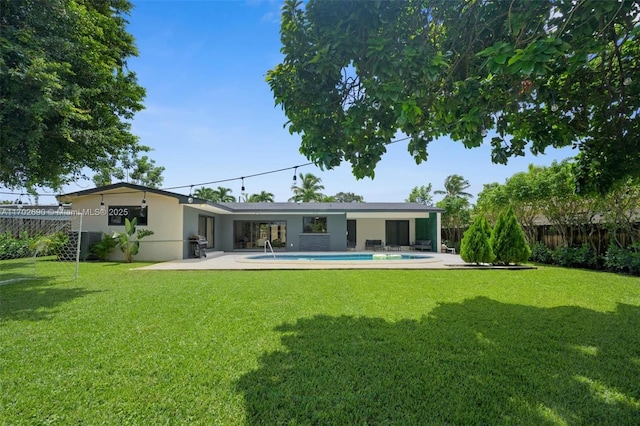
[530,242,553,264]
[90,233,119,261]
[491,207,531,265]
[460,216,495,265]
[552,244,597,269]
[0,231,38,259]
[605,242,640,275]
[112,218,154,263]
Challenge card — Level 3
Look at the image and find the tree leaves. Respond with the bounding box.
[0,0,145,190]
[269,0,640,193]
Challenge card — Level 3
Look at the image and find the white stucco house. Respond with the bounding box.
[59,183,443,261]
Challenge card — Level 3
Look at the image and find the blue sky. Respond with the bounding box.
[28,0,577,203]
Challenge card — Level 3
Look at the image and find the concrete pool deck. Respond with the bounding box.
[137,251,469,271]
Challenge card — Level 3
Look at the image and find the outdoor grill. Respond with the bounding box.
[189,235,208,258]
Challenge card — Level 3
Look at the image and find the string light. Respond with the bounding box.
[241,177,245,192]
[141,191,147,209]
[100,194,104,206]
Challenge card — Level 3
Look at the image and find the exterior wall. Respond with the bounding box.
[70,191,183,261]
[353,218,417,250]
[215,213,348,252]
[182,206,219,258]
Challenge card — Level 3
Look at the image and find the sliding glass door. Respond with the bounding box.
[233,220,286,249]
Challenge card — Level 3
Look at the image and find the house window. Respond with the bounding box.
[108,206,148,226]
[303,216,327,233]
[198,215,214,248]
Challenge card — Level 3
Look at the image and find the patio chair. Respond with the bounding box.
[441,243,456,254]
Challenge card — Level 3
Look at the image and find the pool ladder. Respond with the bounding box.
[264,240,276,259]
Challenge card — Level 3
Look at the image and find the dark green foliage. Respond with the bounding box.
[89,233,118,261]
[530,242,553,264]
[491,207,531,265]
[552,244,599,269]
[269,0,640,192]
[0,0,146,189]
[0,232,37,259]
[460,216,495,265]
[605,242,640,275]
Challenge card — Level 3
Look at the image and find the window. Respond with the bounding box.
[303,216,327,233]
[198,215,215,248]
[108,206,148,226]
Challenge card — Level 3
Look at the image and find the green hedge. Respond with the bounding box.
[530,241,639,275]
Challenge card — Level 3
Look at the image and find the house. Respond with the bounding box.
[58,183,443,261]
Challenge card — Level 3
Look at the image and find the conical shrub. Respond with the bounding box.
[491,206,531,265]
[460,216,495,265]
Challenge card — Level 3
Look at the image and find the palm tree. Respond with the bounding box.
[435,174,473,199]
[246,191,275,202]
[193,186,217,201]
[213,186,236,202]
[289,173,325,202]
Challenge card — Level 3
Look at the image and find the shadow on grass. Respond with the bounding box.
[0,278,99,322]
[237,297,640,425]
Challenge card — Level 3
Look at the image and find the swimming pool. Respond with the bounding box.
[247,253,433,261]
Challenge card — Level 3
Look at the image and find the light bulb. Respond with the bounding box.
[623,76,632,86]
[480,127,488,137]
[551,103,559,112]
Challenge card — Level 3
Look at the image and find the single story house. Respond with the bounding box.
[59,183,443,261]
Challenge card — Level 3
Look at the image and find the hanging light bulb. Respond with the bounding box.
[623,76,632,86]
[551,103,559,112]
[292,166,298,185]
[241,177,245,192]
[141,191,147,209]
[480,126,488,137]
[187,185,194,204]
[100,194,104,207]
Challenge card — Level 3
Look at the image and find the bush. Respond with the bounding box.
[0,231,38,260]
[460,216,494,265]
[491,207,531,265]
[90,233,119,261]
[552,244,598,269]
[605,242,640,275]
[530,242,553,264]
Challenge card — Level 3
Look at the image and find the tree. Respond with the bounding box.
[333,192,364,202]
[246,191,275,202]
[268,0,640,193]
[212,187,236,203]
[93,148,165,188]
[491,207,531,265]
[112,217,154,263]
[289,173,325,202]
[406,184,433,205]
[435,175,472,200]
[437,196,471,243]
[460,216,495,265]
[1,0,146,190]
[193,187,218,202]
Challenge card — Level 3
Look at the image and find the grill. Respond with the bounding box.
[189,235,208,258]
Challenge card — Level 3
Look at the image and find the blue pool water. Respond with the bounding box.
[247,253,432,261]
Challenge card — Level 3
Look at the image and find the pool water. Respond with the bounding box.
[247,253,432,261]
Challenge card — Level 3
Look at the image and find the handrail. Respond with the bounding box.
[264,239,276,259]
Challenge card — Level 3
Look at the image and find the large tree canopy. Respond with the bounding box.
[0,0,145,189]
[267,0,639,193]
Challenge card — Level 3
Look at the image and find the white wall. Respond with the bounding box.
[70,190,183,261]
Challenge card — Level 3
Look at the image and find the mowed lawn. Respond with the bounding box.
[1,263,639,425]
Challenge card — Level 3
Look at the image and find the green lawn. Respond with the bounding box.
[1,263,639,425]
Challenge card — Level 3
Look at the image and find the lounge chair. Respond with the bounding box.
[365,239,383,251]
[412,240,432,251]
[441,243,456,254]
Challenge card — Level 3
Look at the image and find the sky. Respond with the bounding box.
[19,0,578,204]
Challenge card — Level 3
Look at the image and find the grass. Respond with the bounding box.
[1,263,639,425]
